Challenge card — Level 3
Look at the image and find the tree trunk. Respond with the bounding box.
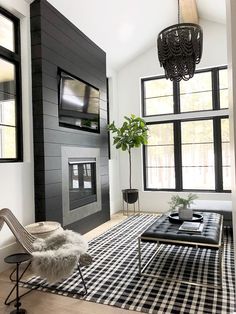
[128,149,131,189]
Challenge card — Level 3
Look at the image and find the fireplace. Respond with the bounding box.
[62,146,102,226]
[69,159,97,210]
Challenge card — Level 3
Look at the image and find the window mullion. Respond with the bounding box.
[174,81,180,114]
[0,47,20,63]
[141,79,146,117]
[212,68,220,110]
[213,117,223,191]
[143,144,148,190]
[174,121,182,190]
[15,60,23,161]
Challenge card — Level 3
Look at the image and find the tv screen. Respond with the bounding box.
[58,69,100,133]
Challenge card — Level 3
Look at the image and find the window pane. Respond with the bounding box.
[222,166,231,190]
[144,78,172,97]
[180,72,212,93]
[0,13,14,52]
[220,89,228,110]
[0,58,16,95]
[221,118,231,190]
[143,78,173,115]
[0,99,16,126]
[146,146,174,167]
[182,166,215,190]
[221,118,230,142]
[180,72,212,112]
[148,124,174,145]
[219,69,228,89]
[219,69,228,109]
[0,126,16,158]
[146,167,175,189]
[145,96,173,115]
[182,120,213,144]
[182,143,214,166]
[180,91,212,112]
[146,123,175,189]
[181,120,215,189]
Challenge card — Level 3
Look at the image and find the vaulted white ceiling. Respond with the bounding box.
[47,0,226,71]
[197,0,226,25]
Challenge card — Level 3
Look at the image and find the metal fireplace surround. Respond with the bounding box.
[61,146,102,226]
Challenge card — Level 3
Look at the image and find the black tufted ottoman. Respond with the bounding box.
[138,212,224,289]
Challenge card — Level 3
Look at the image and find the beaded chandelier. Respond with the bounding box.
[157,0,203,82]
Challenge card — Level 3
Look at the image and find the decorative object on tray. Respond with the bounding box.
[168,193,198,220]
[179,222,204,234]
[168,212,203,224]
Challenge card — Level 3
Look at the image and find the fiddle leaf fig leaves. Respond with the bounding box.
[107,114,148,152]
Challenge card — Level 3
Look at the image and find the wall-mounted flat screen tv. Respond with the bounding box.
[58,69,100,133]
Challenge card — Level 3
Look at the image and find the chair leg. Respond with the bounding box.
[77,265,87,296]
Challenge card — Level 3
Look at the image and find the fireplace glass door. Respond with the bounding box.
[69,161,97,210]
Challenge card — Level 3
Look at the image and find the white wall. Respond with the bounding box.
[107,69,122,215]
[0,0,34,272]
[112,19,230,213]
[226,0,236,289]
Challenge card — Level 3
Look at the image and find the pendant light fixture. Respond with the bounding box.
[157,0,203,81]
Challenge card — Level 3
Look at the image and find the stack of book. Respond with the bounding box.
[179,222,204,234]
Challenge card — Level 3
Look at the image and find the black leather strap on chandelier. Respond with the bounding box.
[157,0,203,82]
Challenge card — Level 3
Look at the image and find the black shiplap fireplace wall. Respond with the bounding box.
[30,0,110,233]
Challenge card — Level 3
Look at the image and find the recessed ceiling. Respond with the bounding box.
[47,0,226,71]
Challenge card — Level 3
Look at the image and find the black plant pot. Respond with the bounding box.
[122,189,139,204]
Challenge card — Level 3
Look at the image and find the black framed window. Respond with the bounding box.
[145,123,175,189]
[0,8,22,162]
[142,77,174,116]
[142,66,230,192]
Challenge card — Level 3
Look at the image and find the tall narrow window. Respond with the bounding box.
[145,123,175,189]
[181,120,214,190]
[0,8,22,161]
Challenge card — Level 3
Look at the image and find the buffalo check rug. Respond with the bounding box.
[24,214,235,313]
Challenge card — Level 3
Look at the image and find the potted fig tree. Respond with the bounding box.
[108,114,148,204]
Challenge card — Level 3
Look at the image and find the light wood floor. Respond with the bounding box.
[0,212,140,314]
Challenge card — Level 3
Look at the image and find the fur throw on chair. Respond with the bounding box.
[32,229,88,283]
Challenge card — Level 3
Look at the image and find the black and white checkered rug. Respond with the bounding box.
[25,214,235,313]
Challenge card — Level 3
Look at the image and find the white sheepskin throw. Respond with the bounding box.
[32,229,88,283]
